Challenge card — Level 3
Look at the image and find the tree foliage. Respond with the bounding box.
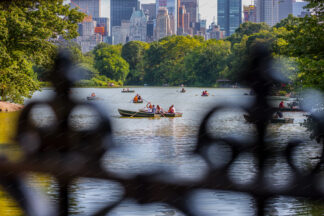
[0,0,85,103]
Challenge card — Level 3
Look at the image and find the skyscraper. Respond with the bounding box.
[256,0,279,26]
[217,0,242,37]
[156,7,172,40]
[70,0,101,18]
[129,10,147,42]
[279,0,293,21]
[111,0,139,30]
[180,0,199,27]
[156,0,178,35]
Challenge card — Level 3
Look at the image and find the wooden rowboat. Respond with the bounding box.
[118,109,182,118]
[121,90,135,93]
[273,107,303,112]
[243,114,294,124]
[87,96,100,101]
[201,94,209,97]
[133,100,144,104]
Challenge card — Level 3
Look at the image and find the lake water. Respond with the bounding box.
[1,87,323,215]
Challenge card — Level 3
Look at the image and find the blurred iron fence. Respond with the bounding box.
[0,48,323,216]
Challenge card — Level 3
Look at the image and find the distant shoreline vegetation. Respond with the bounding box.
[0,1,323,104]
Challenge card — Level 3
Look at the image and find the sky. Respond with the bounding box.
[100,0,254,26]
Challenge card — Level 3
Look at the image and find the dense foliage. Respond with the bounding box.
[0,0,85,103]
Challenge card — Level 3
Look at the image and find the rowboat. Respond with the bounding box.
[118,109,183,118]
[180,90,186,93]
[121,90,135,93]
[274,107,303,112]
[201,94,209,97]
[133,100,144,104]
[243,115,294,124]
[87,96,99,101]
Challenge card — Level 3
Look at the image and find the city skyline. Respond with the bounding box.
[99,0,255,26]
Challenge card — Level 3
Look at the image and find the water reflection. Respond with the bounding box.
[0,87,324,215]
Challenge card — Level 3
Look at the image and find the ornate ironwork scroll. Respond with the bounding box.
[0,47,323,216]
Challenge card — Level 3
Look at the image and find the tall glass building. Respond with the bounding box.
[111,0,139,30]
[217,0,242,37]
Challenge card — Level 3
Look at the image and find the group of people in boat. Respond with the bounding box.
[133,94,142,103]
[145,102,176,114]
[123,88,131,92]
[202,90,209,96]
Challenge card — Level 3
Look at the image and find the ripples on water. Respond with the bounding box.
[1,87,324,215]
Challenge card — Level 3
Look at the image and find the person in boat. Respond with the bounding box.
[138,95,142,101]
[133,94,138,103]
[168,105,175,114]
[152,105,156,113]
[274,111,283,119]
[181,88,185,92]
[146,102,153,109]
[279,101,285,109]
[91,92,96,97]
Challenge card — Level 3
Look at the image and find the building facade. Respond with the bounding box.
[93,17,109,36]
[156,0,178,35]
[155,7,172,40]
[180,0,199,27]
[129,10,147,42]
[217,0,242,37]
[112,20,131,45]
[279,0,293,21]
[256,0,279,26]
[244,5,257,22]
[110,0,139,31]
[293,1,310,17]
[142,3,157,21]
[206,22,225,40]
[70,0,101,17]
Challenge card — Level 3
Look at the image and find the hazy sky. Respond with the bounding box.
[101,0,254,26]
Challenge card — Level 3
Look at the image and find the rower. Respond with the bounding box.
[279,101,285,109]
[168,105,175,114]
[152,105,156,113]
[133,94,138,102]
[91,92,96,97]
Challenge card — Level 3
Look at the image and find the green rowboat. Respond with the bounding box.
[118,109,182,118]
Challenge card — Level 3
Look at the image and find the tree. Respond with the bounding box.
[184,40,231,86]
[227,22,270,45]
[0,0,85,103]
[121,41,149,85]
[144,36,201,85]
[94,45,129,83]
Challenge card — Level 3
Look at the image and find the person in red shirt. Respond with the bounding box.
[279,101,285,109]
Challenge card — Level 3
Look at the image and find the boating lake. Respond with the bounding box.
[1,87,323,215]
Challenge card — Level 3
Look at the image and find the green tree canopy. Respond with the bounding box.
[94,44,129,83]
[0,0,85,103]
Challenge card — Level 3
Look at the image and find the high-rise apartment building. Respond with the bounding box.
[111,0,139,30]
[142,3,157,21]
[256,0,279,26]
[279,0,293,21]
[155,7,172,40]
[70,0,101,17]
[180,0,198,26]
[217,0,242,37]
[156,0,178,35]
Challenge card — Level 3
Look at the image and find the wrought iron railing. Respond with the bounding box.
[0,47,323,216]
